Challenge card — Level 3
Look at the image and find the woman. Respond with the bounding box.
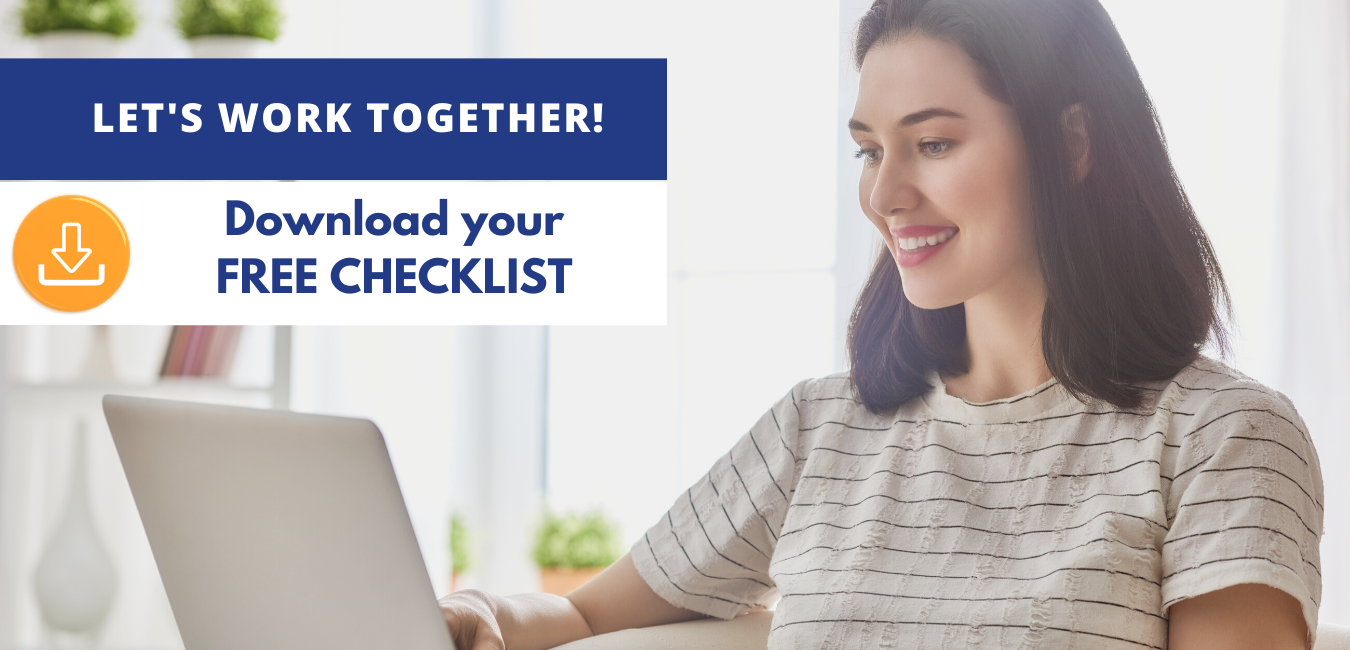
[439,0,1324,648]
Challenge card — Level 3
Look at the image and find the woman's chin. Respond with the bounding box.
[899,286,964,311]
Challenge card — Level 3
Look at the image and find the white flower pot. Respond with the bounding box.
[34,30,119,58]
[189,35,270,58]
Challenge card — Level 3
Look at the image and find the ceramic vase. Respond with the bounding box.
[189,35,269,58]
[33,421,118,637]
[34,31,119,58]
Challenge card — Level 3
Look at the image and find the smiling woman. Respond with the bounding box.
[435,1,1324,649]
[834,4,1318,646]
[846,5,1226,414]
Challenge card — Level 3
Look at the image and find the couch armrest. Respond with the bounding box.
[553,614,1350,649]
[1318,623,1350,650]
[553,611,772,650]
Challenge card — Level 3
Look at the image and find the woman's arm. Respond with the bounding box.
[438,552,706,650]
[1169,583,1309,650]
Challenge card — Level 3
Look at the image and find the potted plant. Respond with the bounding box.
[532,509,622,596]
[19,0,136,58]
[448,511,472,592]
[175,0,280,58]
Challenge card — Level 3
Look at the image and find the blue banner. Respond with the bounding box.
[0,59,666,181]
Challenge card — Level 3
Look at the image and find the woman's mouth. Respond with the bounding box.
[890,226,958,268]
[894,227,957,252]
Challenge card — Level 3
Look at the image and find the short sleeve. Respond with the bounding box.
[631,381,807,620]
[1161,383,1324,640]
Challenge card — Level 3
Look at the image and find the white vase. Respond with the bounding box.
[35,31,119,58]
[33,421,118,636]
[189,35,270,58]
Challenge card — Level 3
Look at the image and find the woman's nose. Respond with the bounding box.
[867,158,921,217]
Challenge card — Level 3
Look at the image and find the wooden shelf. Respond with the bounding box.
[12,378,274,393]
[7,646,173,650]
[7,379,280,411]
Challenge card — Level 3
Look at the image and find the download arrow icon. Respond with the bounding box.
[51,222,92,274]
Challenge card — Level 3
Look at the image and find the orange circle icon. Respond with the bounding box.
[13,196,130,312]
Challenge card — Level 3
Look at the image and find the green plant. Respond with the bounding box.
[532,508,622,571]
[175,0,280,41]
[449,512,472,575]
[19,0,136,37]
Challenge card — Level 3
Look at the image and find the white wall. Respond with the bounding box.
[541,0,841,550]
[446,326,548,596]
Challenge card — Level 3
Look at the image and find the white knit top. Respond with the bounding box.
[632,357,1323,649]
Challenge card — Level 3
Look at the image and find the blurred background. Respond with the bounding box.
[1,0,1347,648]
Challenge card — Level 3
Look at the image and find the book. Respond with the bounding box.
[159,326,243,378]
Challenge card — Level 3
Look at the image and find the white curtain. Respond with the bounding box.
[1270,0,1350,626]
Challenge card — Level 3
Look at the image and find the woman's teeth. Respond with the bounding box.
[896,228,957,252]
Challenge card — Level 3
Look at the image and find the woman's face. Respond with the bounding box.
[850,35,1039,310]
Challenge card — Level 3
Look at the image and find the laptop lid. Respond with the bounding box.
[103,395,455,650]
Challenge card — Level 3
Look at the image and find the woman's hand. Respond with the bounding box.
[438,589,507,650]
[436,554,705,650]
[436,587,598,650]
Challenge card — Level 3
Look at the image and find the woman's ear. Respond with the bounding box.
[1061,103,1091,182]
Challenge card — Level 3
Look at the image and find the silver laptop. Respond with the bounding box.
[103,395,456,650]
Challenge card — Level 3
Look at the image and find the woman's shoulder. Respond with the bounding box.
[1154,355,1315,464]
[792,370,859,402]
[1155,358,1323,639]
[1159,355,1300,417]
[779,372,862,425]
[779,371,905,436]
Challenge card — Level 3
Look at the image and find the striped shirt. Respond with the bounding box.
[632,357,1323,649]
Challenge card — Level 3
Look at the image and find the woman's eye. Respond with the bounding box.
[919,140,952,157]
[853,148,881,165]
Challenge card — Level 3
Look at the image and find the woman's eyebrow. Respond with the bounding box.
[848,108,966,133]
[899,107,965,126]
[847,118,873,133]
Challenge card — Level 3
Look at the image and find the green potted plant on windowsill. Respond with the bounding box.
[532,508,623,596]
[176,0,280,58]
[19,0,136,58]
[448,511,473,593]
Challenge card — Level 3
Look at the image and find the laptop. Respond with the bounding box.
[103,395,456,650]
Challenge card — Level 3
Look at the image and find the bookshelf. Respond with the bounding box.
[0,325,291,650]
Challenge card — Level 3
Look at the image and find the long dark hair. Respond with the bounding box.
[847,0,1230,412]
